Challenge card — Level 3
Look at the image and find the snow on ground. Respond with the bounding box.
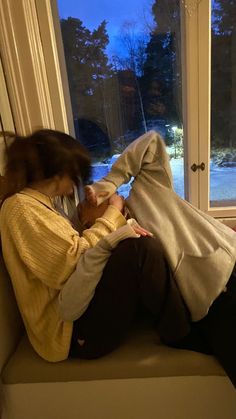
[92,157,236,202]
[210,161,236,201]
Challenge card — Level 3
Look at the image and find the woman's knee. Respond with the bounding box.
[142,235,164,252]
[106,237,140,268]
[102,236,167,288]
[134,236,165,262]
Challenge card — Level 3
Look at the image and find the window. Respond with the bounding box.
[210,0,236,207]
[0,0,235,218]
[57,0,185,198]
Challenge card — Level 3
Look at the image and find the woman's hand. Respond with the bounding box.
[127,218,154,237]
[79,199,109,228]
[79,193,125,229]
[132,225,154,237]
[109,193,125,213]
[84,185,109,206]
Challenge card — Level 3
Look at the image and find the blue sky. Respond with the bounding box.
[57,0,154,56]
[57,1,220,47]
[57,0,153,33]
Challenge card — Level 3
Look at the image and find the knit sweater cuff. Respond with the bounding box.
[97,205,127,231]
[102,224,140,249]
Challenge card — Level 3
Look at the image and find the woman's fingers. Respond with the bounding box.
[84,186,110,206]
[84,185,97,206]
[133,226,154,237]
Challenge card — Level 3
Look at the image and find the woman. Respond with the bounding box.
[0,129,188,363]
[81,130,236,386]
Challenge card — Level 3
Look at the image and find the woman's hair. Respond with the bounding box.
[0,129,91,201]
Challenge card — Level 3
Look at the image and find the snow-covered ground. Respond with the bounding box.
[210,161,236,201]
[92,157,236,202]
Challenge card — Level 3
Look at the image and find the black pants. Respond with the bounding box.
[69,237,189,359]
[170,265,236,388]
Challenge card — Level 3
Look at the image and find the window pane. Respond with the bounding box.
[57,0,184,198]
[210,0,236,207]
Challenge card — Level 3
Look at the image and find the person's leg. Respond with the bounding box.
[168,323,213,355]
[136,237,191,343]
[196,266,236,387]
[170,266,236,387]
[69,237,143,359]
[69,237,171,359]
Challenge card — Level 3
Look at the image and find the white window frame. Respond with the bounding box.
[183,0,236,218]
[0,0,235,219]
[0,55,15,174]
[198,0,236,218]
[181,0,200,207]
[0,0,72,135]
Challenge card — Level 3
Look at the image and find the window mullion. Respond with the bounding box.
[198,0,211,213]
[181,0,200,207]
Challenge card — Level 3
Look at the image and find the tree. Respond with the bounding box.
[212,0,236,35]
[111,20,149,133]
[211,0,236,149]
[60,18,113,157]
[140,0,182,128]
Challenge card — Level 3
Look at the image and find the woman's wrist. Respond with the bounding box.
[102,205,127,228]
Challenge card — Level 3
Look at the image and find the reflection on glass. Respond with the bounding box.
[210,0,236,207]
[57,0,184,198]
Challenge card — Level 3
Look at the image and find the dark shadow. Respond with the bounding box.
[74,118,111,159]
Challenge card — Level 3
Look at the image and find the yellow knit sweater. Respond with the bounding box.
[0,188,126,362]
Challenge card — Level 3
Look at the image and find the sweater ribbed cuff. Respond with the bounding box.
[103,224,140,249]
[97,205,127,230]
